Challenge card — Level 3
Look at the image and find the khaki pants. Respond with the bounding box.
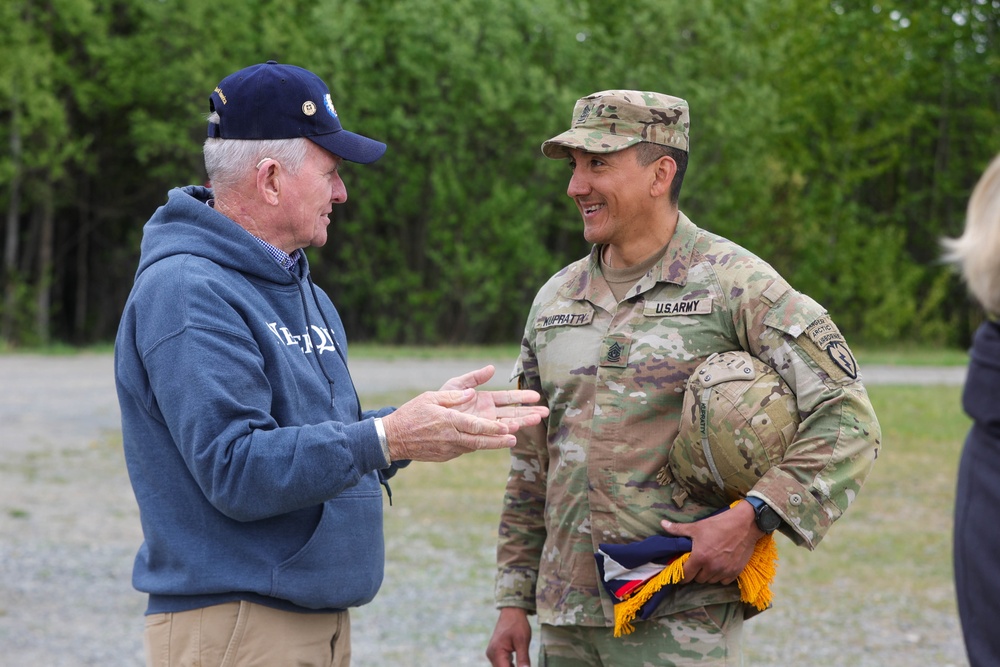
[144,601,351,667]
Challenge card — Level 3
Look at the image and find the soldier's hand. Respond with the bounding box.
[661,501,763,584]
[486,607,532,667]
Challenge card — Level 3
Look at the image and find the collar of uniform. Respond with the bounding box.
[557,246,615,309]
[651,211,697,287]
[559,212,699,304]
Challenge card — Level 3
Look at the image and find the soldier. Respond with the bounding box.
[486,90,881,666]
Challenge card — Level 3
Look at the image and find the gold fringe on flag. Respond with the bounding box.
[613,553,690,637]
[612,500,779,637]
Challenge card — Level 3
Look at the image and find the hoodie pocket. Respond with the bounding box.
[270,473,384,609]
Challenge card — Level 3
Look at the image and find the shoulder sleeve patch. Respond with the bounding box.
[803,316,859,380]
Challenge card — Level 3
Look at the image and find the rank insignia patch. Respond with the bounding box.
[600,334,631,368]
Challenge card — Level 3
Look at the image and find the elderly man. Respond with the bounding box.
[115,61,547,667]
[487,90,880,666]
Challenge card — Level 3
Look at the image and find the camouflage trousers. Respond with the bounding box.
[537,602,744,666]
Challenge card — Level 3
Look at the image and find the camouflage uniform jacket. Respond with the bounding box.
[495,213,881,627]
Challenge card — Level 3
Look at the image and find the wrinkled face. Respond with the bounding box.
[565,146,656,248]
[277,141,348,252]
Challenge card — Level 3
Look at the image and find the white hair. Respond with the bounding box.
[942,153,1000,316]
[203,112,310,190]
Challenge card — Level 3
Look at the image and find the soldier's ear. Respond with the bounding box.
[649,155,676,199]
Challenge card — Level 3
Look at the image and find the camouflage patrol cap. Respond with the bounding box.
[541,90,690,159]
[668,351,799,507]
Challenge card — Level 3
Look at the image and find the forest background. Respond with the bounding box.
[2,0,998,349]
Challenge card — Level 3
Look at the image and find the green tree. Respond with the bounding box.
[0,0,103,344]
[1,0,997,348]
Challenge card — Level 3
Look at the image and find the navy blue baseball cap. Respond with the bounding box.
[208,61,386,164]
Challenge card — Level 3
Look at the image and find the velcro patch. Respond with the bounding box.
[805,317,858,380]
[644,298,713,317]
[600,334,631,368]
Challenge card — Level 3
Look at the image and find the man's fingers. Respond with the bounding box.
[441,365,496,391]
[429,388,478,407]
[514,636,531,667]
[487,389,542,406]
[661,519,691,536]
[453,411,512,437]
[496,405,549,420]
[498,413,546,434]
[470,433,518,450]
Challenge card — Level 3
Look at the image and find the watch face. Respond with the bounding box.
[757,505,781,533]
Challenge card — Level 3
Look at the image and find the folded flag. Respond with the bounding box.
[594,502,778,637]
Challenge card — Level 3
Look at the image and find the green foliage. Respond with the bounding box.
[0,276,40,347]
[0,0,997,346]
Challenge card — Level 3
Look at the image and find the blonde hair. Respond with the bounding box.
[942,153,1000,315]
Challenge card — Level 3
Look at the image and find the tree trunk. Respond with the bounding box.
[74,183,90,342]
[2,102,22,344]
[35,181,54,345]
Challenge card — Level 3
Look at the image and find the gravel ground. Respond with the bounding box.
[0,353,970,666]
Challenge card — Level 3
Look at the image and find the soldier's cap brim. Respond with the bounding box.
[540,130,641,159]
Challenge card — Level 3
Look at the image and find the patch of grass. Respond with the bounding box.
[0,342,116,355]
[382,449,510,558]
[347,343,521,361]
[0,341,969,368]
[854,344,969,367]
[352,342,970,367]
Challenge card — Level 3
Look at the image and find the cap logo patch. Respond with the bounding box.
[575,104,592,125]
[302,101,317,116]
[323,94,338,118]
[214,86,228,105]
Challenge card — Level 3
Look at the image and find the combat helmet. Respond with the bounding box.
[668,351,799,507]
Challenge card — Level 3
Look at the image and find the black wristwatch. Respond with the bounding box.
[745,496,781,534]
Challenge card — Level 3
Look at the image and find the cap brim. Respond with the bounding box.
[310,130,387,164]
[540,129,640,159]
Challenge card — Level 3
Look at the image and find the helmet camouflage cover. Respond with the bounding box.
[669,351,800,507]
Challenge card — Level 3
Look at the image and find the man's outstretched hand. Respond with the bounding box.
[440,365,547,430]
[381,365,548,463]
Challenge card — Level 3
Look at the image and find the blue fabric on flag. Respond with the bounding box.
[595,535,694,621]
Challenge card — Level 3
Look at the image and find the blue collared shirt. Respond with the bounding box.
[252,235,301,272]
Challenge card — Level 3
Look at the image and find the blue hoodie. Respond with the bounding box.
[115,186,400,614]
